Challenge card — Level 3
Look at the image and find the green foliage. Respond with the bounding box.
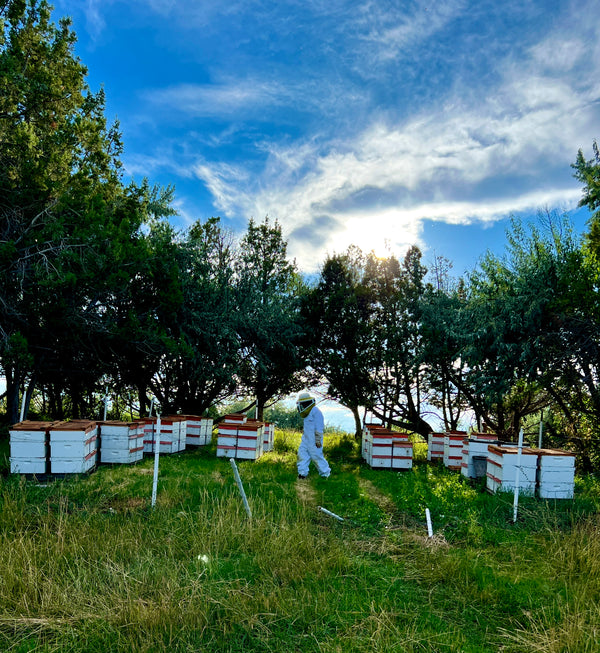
[264,401,303,431]
[147,217,239,415]
[454,212,588,439]
[573,140,600,254]
[302,247,378,432]
[0,0,177,421]
[366,246,435,436]
[234,217,306,419]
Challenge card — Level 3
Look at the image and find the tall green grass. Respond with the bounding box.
[0,430,599,651]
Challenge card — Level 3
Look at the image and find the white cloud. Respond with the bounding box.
[361,0,467,62]
[191,28,599,272]
[123,151,195,181]
[147,81,282,118]
[185,4,600,267]
[83,0,105,39]
[80,0,599,273]
[529,38,586,73]
[194,162,252,217]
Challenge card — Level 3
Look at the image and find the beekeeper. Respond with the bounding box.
[296,391,331,479]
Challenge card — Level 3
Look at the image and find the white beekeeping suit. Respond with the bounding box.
[296,392,331,479]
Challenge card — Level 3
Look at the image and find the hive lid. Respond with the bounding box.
[11,420,56,430]
[537,448,576,457]
[51,420,96,431]
[487,444,538,455]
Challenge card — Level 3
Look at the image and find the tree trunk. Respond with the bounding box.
[23,374,36,422]
[137,385,148,417]
[256,389,265,421]
[5,366,21,425]
[350,405,363,440]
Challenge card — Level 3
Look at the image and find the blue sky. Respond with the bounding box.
[52,0,599,277]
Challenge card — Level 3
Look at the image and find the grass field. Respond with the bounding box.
[0,429,599,652]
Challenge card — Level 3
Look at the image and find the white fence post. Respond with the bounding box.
[151,413,161,508]
[230,458,252,519]
[512,428,524,523]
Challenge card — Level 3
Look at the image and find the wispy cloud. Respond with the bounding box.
[143,75,367,126]
[189,12,599,270]
[359,0,468,63]
[146,80,282,118]
[64,0,600,273]
[194,162,252,218]
[82,0,105,39]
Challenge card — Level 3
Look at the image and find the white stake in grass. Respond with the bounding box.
[230,458,252,519]
[425,507,433,538]
[318,506,344,522]
[151,413,161,508]
[512,428,524,523]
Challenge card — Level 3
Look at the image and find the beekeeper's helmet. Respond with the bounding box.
[296,392,315,418]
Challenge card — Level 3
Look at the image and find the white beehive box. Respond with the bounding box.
[160,416,187,453]
[486,444,538,495]
[391,438,413,470]
[98,421,144,464]
[461,433,498,478]
[427,432,445,462]
[368,427,395,467]
[444,431,467,469]
[141,418,157,454]
[9,421,54,475]
[141,416,185,455]
[537,449,576,499]
[216,422,240,458]
[216,418,264,460]
[222,413,247,424]
[236,421,264,460]
[363,426,413,470]
[49,420,98,474]
[262,422,274,452]
[362,423,383,461]
[183,415,213,446]
[179,416,189,451]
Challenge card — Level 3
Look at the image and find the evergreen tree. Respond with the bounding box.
[0,1,174,421]
[234,217,305,420]
[302,247,377,438]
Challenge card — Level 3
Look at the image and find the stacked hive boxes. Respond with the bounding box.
[9,421,53,475]
[362,425,413,470]
[362,423,381,460]
[427,432,445,462]
[98,421,145,464]
[166,415,187,452]
[239,420,265,459]
[216,414,264,460]
[444,431,467,469]
[486,444,538,495]
[262,422,275,452]
[183,416,213,447]
[141,418,156,454]
[461,433,498,478]
[49,420,98,474]
[142,416,187,454]
[216,419,240,458]
[537,449,576,499]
